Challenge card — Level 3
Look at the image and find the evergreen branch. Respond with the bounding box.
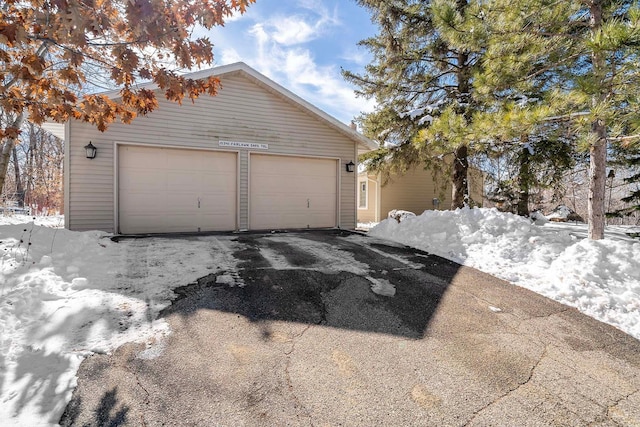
[607,134,640,142]
[524,52,584,81]
[543,111,590,122]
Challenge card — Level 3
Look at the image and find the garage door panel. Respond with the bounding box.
[119,146,237,234]
[120,193,167,214]
[253,178,335,194]
[166,171,201,189]
[120,171,167,191]
[200,196,236,212]
[250,155,337,230]
[172,151,201,170]
[121,214,202,234]
[205,158,237,172]
[200,173,236,188]
[119,147,167,169]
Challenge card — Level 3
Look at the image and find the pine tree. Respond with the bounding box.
[581,0,640,239]
[461,0,640,239]
[442,0,581,216]
[458,0,640,237]
[344,0,482,209]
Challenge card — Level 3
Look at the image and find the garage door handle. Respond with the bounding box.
[198,197,201,208]
[307,199,310,208]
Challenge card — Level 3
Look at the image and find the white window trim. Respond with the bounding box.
[358,179,368,210]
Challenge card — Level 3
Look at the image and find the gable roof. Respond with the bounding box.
[195,63,377,151]
[45,63,377,151]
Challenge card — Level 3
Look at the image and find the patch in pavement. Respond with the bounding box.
[165,271,444,339]
[161,232,454,339]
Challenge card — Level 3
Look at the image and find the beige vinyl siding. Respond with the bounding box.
[357,175,379,223]
[379,167,451,219]
[238,151,249,229]
[377,166,484,219]
[67,118,115,231]
[68,72,357,232]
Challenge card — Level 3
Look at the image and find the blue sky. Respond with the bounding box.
[203,0,378,124]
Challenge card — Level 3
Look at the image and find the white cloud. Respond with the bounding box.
[219,48,243,64]
[297,0,339,24]
[271,17,317,45]
[340,47,370,67]
[247,36,375,122]
[265,0,339,46]
[206,1,376,123]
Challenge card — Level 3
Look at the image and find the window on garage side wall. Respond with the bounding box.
[358,180,367,209]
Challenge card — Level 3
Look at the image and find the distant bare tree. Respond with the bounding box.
[1,123,63,214]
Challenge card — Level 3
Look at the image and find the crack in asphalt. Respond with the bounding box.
[606,389,639,425]
[464,345,549,426]
[284,324,314,356]
[117,362,150,427]
[283,324,315,427]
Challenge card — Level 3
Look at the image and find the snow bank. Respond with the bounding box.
[369,208,640,340]
[0,221,219,426]
[0,214,64,228]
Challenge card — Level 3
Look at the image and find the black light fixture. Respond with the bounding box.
[345,161,355,173]
[84,141,97,159]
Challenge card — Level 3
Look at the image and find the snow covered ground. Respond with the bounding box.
[0,214,64,228]
[0,215,221,426]
[1,211,639,426]
[369,208,640,342]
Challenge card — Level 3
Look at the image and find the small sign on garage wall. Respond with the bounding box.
[219,140,269,150]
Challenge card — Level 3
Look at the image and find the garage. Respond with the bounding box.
[118,145,237,234]
[65,63,376,233]
[250,154,337,230]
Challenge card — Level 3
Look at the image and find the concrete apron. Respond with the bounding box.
[60,231,640,426]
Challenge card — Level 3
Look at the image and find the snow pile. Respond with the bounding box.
[369,208,640,340]
[387,209,416,223]
[0,219,220,426]
[0,214,64,228]
[357,222,378,231]
[546,205,583,222]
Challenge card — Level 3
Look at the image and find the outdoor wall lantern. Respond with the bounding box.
[84,141,97,159]
[345,161,355,173]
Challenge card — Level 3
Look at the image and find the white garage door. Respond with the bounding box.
[250,154,337,230]
[119,146,237,234]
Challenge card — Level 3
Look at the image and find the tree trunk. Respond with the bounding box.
[12,146,24,207]
[449,0,471,210]
[452,144,469,209]
[588,0,606,240]
[517,140,531,216]
[0,114,24,199]
[589,121,607,239]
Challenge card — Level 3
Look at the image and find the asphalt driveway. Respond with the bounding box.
[61,230,640,426]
